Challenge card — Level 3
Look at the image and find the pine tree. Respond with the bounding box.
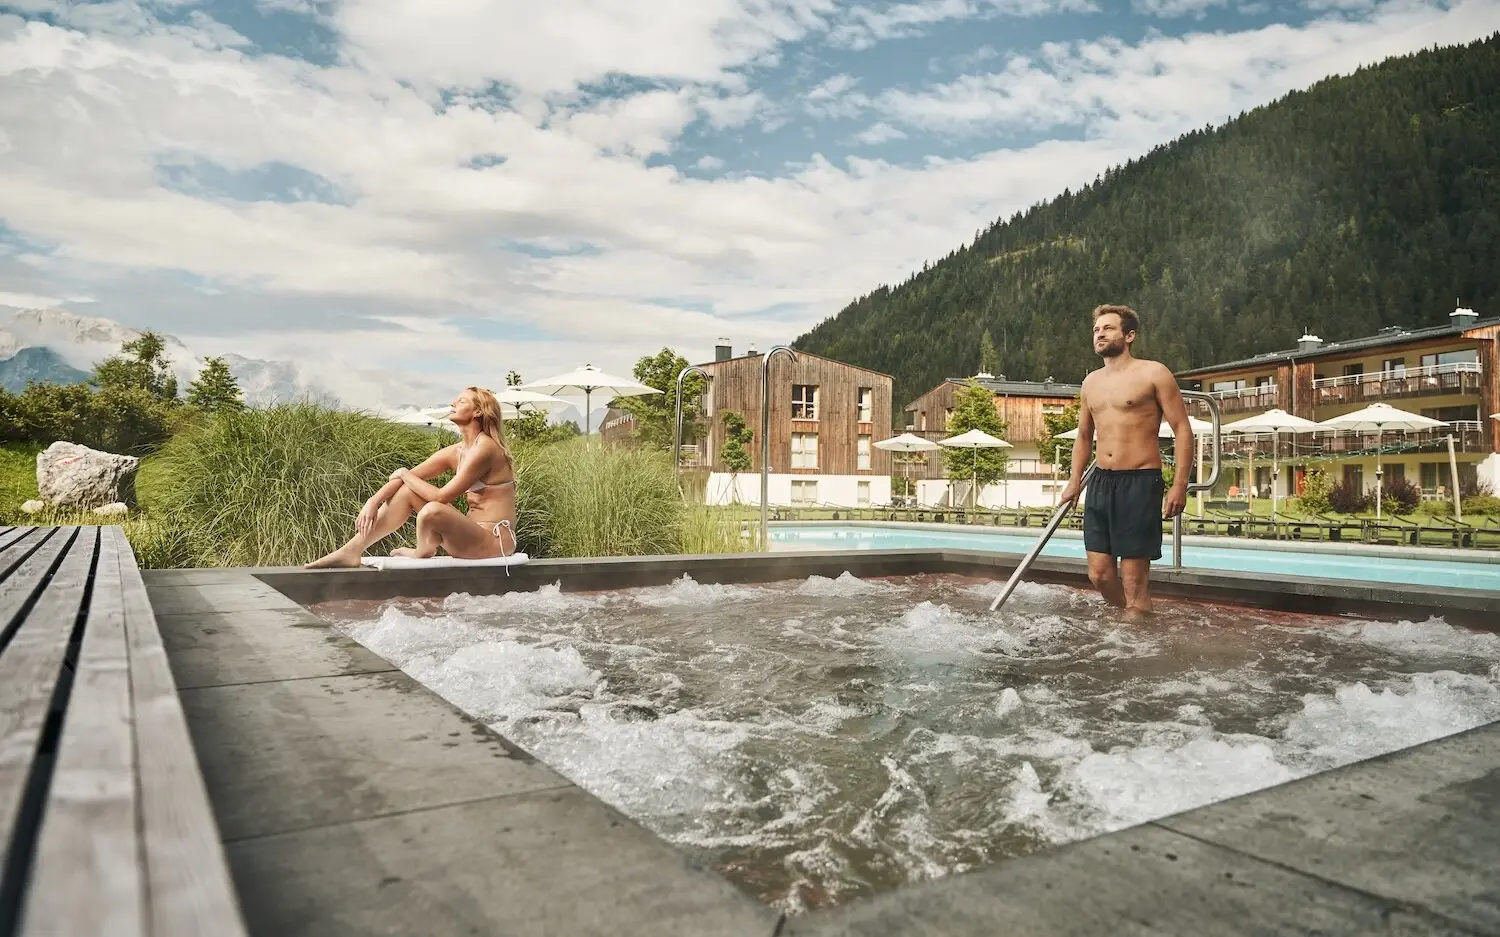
[506,370,522,386]
[92,331,179,403]
[978,329,1002,375]
[186,356,245,412]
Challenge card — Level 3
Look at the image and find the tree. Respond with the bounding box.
[617,347,705,451]
[506,410,579,446]
[505,370,522,387]
[978,329,1002,375]
[944,380,1009,491]
[92,331,179,404]
[718,410,754,502]
[1038,401,1079,467]
[186,356,245,412]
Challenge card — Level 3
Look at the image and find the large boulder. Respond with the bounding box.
[36,442,140,511]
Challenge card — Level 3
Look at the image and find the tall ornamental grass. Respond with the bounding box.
[147,404,449,567]
[515,439,684,557]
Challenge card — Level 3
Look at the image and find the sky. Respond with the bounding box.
[1,0,1497,408]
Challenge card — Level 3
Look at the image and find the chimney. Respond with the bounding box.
[715,337,732,361]
[746,342,760,357]
[1297,331,1324,353]
[1451,305,1479,326]
[974,371,994,380]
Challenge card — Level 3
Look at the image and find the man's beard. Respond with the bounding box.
[1096,338,1126,358]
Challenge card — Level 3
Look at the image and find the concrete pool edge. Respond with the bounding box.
[144,555,1500,936]
[772,518,1500,565]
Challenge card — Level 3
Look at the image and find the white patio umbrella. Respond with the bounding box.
[875,433,941,502]
[491,387,572,414]
[1221,409,1322,515]
[1055,415,1212,441]
[520,364,661,437]
[1317,402,1447,519]
[390,408,457,430]
[939,429,1013,508]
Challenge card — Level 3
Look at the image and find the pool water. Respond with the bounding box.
[771,524,1500,591]
[316,574,1500,913]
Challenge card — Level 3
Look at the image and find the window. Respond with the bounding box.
[1382,357,1406,375]
[858,388,873,423]
[792,385,818,419]
[1420,349,1479,368]
[1342,363,1364,377]
[857,434,871,470]
[791,432,818,469]
[1343,464,1363,492]
[1211,379,1246,393]
[1254,376,1273,387]
[791,480,817,504]
[1420,405,1479,423]
[1383,463,1405,485]
[1041,403,1066,416]
[1421,462,1443,491]
[856,480,871,506]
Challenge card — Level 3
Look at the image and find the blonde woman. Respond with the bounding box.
[306,387,518,568]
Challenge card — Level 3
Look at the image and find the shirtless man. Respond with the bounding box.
[1058,305,1193,617]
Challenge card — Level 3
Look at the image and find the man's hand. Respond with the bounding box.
[1163,482,1188,519]
[1059,479,1082,505]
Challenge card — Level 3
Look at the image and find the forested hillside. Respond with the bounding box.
[794,33,1500,411]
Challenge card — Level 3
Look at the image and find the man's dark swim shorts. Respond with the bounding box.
[1083,468,1164,560]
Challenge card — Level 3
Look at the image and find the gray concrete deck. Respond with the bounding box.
[145,552,1500,936]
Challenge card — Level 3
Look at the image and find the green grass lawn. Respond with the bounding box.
[0,442,44,509]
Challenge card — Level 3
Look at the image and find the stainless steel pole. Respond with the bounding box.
[672,365,709,494]
[760,346,797,551]
[1174,390,1223,568]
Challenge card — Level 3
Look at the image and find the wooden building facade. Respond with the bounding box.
[696,350,894,478]
[902,375,1081,480]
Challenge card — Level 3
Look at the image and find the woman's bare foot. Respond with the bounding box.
[304,545,364,569]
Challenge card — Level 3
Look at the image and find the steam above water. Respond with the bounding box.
[317,573,1500,913]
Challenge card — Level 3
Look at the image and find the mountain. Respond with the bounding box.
[0,346,91,393]
[0,307,340,407]
[793,33,1500,413]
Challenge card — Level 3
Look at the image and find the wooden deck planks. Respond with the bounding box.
[119,529,249,937]
[0,527,93,883]
[20,526,145,937]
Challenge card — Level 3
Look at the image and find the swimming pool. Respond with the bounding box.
[769,523,1500,592]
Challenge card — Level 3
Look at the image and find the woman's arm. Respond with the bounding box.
[372,447,458,506]
[396,439,492,504]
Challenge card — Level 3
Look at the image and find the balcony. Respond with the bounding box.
[1312,362,1482,407]
[1213,422,1486,459]
[1205,384,1279,415]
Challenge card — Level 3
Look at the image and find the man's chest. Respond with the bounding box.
[1089,376,1157,414]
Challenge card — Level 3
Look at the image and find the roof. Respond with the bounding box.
[905,377,1081,407]
[1176,314,1500,378]
[694,348,894,380]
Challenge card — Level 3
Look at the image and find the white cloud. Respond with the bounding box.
[1132,0,1229,15]
[1,0,1497,406]
[851,121,908,144]
[696,154,726,170]
[829,0,1099,50]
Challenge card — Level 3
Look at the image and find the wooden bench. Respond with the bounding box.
[0,525,247,936]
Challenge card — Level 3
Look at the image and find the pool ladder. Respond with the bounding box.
[989,391,1223,612]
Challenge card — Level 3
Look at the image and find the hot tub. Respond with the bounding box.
[305,554,1500,915]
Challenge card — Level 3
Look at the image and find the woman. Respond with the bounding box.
[306,386,518,568]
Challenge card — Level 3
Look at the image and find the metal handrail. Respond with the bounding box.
[989,391,1223,611]
[760,346,797,551]
[1173,390,1223,568]
[671,365,709,489]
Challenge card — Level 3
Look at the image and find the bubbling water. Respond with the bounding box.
[315,572,1500,914]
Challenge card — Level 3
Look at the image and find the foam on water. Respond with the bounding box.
[319,570,1500,914]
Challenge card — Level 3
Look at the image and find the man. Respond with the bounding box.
[1058,305,1193,618]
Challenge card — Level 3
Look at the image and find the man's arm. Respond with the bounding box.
[1155,364,1192,517]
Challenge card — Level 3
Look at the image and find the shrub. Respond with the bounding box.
[680,503,761,554]
[1414,498,1454,517]
[1461,494,1500,516]
[0,383,174,455]
[1461,476,1496,500]
[147,404,446,567]
[1381,477,1420,515]
[514,439,686,558]
[1327,482,1371,514]
[1298,468,1333,514]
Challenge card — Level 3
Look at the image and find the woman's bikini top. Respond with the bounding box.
[456,440,515,494]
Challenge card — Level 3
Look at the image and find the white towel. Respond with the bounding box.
[360,552,531,571]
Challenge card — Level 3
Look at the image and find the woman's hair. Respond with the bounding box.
[465,386,509,456]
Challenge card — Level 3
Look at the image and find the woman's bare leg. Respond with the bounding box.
[306,487,423,568]
[391,502,507,559]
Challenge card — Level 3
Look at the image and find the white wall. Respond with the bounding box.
[705,473,892,507]
[1481,453,1500,492]
[916,477,1066,509]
